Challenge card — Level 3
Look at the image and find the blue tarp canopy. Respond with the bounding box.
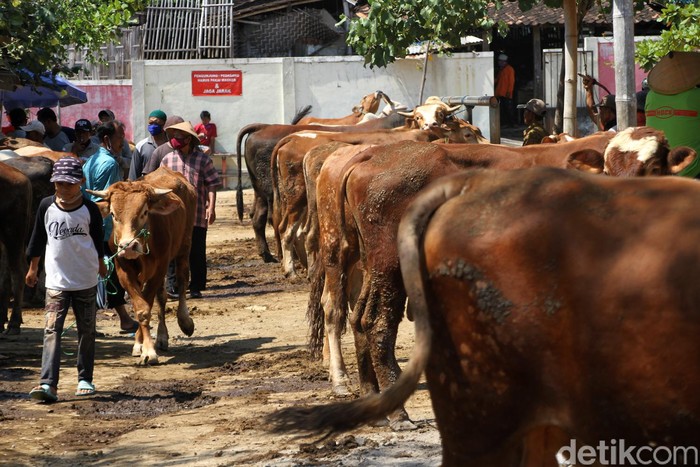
[0,71,87,109]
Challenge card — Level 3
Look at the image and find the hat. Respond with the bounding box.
[98,109,115,121]
[165,121,199,140]
[498,53,508,61]
[596,94,616,111]
[647,51,700,96]
[20,120,45,135]
[517,98,546,117]
[148,109,167,121]
[50,157,84,184]
[164,115,184,129]
[74,119,92,132]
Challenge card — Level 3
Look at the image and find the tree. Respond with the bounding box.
[635,2,700,71]
[343,0,575,69]
[0,0,146,87]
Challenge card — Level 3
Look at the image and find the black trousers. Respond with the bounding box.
[167,226,208,293]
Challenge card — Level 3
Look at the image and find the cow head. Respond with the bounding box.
[87,182,180,260]
[352,91,383,117]
[602,127,698,177]
[566,127,698,177]
[541,133,575,144]
[398,96,461,130]
[429,118,488,144]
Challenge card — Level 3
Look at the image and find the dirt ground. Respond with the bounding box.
[0,188,441,466]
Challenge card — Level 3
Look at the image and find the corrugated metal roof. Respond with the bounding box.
[232,0,325,20]
[489,1,660,26]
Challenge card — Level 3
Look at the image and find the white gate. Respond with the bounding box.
[543,48,594,108]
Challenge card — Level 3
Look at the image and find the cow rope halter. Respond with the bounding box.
[100,228,151,295]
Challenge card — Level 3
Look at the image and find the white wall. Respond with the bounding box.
[131,52,495,156]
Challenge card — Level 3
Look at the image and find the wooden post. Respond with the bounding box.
[562,0,578,135]
[533,26,543,101]
[613,0,636,130]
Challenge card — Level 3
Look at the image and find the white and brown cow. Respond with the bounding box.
[269,167,700,465]
[88,166,196,364]
[399,96,462,130]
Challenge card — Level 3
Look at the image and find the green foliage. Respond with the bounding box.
[0,0,145,85]
[635,3,700,71]
[343,0,566,68]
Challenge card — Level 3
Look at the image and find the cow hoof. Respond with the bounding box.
[332,384,351,396]
[178,317,195,337]
[139,354,159,366]
[262,252,278,263]
[389,419,417,431]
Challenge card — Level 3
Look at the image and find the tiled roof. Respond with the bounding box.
[489,1,661,26]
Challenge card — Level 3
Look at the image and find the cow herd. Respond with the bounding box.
[241,94,699,464]
[2,91,700,465]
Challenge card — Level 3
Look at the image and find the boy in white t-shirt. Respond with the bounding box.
[25,157,107,402]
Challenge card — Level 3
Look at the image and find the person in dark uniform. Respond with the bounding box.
[518,98,548,146]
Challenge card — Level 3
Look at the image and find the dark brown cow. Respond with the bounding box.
[296,91,385,126]
[0,162,32,334]
[306,127,695,428]
[235,113,406,262]
[87,167,196,364]
[267,167,700,466]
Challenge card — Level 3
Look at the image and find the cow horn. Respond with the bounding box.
[397,110,415,118]
[152,188,173,196]
[86,189,109,199]
[447,104,462,113]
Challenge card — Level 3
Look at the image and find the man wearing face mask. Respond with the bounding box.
[159,121,221,299]
[82,121,140,332]
[129,110,168,180]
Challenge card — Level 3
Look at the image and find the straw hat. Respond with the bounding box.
[647,51,700,96]
[165,121,199,140]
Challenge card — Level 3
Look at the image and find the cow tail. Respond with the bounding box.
[236,124,266,222]
[291,105,313,125]
[306,259,325,359]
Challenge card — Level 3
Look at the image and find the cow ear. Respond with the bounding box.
[95,201,110,219]
[149,193,181,216]
[668,146,698,175]
[567,149,605,173]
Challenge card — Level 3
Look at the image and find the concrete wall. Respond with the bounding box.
[131,52,495,155]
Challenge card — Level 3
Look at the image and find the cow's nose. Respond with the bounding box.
[117,239,140,258]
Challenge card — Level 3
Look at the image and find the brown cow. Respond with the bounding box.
[235,113,406,262]
[296,91,387,126]
[87,167,196,364]
[267,167,700,466]
[306,127,695,428]
[0,162,32,334]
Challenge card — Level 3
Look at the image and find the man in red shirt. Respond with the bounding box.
[194,110,217,154]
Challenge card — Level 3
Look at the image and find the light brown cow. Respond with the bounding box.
[296,91,386,126]
[0,162,32,334]
[306,127,695,429]
[87,167,196,364]
[399,96,462,130]
[267,167,700,466]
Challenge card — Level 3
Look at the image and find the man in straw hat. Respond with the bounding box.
[160,120,221,299]
[645,51,700,159]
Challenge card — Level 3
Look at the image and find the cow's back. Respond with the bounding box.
[414,168,700,460]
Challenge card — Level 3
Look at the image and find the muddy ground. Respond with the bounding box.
[0,189,441,466]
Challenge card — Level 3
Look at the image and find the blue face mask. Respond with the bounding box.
[148,123,163,136]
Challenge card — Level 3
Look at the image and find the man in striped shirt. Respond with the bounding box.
[159,121,221,299]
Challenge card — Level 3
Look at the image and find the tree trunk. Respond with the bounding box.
[562,0,578,135]
[613,0,636,129]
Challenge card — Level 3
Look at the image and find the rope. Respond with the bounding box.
[62,228,151,348]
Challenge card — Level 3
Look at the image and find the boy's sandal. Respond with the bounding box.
[75,380,96,396]
[29,384,58,403]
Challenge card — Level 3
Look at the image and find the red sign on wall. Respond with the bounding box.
[191,70,242,96]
